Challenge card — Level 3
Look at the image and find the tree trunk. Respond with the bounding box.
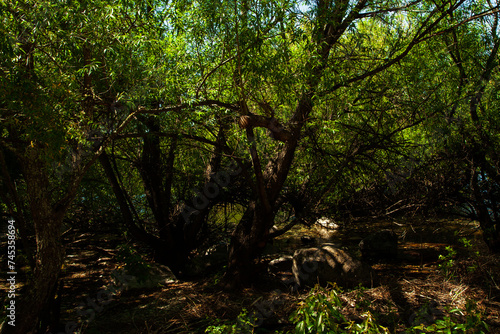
[139,117,174,242]
[226,200,274,286]
[481,222,500,253]
[1,150,66,334]
[102,119,229,276]
[99,150,186,275]
[1,216,65,334]
[470,167,500,253]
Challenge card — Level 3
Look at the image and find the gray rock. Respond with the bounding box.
[359,229,398,261]
[292,244,376,288]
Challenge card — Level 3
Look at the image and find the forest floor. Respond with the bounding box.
[2,216,500,333]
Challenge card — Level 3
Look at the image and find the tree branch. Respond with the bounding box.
[238,113,292,142]
[138,99,240,114]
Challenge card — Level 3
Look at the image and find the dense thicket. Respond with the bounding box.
[1,0,499,332]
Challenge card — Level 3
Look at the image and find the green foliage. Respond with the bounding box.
[409,301,489,334]
[345,312,390,334]
[458,236,480,257]
[455,235,481,274]
[291,285,346,333]
[290,286,487,334]
[290,285,389,334]
[205,309,259,334]
[438,246,457,280]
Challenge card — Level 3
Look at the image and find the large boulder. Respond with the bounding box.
[292,244,375,288]
[359,229,398,261]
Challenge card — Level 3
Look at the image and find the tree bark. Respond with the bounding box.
[1,149,66,334]
[226,201,274,286]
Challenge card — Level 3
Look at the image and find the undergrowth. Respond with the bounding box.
[205,284,489,334]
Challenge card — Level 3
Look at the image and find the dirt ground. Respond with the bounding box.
[2,216,500,333]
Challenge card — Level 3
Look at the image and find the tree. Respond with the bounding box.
[126,0,499,285]
[0,1,164,332]
[100,115,233,276]
[437,0,500,251]
[219,0,494,285]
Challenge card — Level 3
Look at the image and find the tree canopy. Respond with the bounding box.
[1,0,499,332]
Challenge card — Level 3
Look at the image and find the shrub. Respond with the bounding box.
[290,285,389,334]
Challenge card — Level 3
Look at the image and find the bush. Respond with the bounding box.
[290,285,389,334]
[206,286,489,334]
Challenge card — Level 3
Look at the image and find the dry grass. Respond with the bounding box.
[47,219,500,333]
[74,252,500,333]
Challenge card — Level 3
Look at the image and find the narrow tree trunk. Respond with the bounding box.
[139,117,173,242]
[99,151,162,246]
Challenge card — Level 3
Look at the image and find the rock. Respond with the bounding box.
[292,244,376,288]
[316,217,340,230]
[268,255,293,275]
[359,229,398,261]
[314,217,341,240]
[204,242,229,263]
